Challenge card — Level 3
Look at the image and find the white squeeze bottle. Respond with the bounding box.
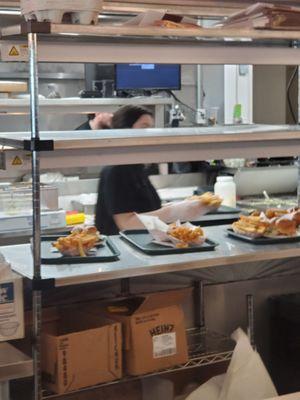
[214,176,236,207]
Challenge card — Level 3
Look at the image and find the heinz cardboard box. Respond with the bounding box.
[0,272,24,342]
[105,289,189,376]
[41,309,122,394]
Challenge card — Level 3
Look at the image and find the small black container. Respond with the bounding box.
[40,235,120,264]
[120,230,218,256]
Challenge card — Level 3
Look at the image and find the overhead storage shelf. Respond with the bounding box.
[0,343,33,382]
[3,21,300,40]
[0,125,299,167]
[0,97,172,115]
[2,22,300,64]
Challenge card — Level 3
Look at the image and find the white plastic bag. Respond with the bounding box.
[187,375,225,400]
[186,328,278,400]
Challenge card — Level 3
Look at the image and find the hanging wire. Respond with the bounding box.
[287,66,298,123]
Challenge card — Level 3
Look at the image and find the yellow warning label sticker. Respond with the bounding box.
[12,156,23,166]
[2,44,28,61]
[9,46,19,56]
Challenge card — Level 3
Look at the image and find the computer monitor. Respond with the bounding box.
[115,64,181,91]
[84,64,115,97]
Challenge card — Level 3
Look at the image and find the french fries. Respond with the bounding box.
[53,226,101,257]
[168,224,204,248]
[187,192,222,208]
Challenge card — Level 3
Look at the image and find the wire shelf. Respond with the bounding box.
[42,328,234,399]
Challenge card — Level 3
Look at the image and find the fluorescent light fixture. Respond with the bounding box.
[98,12,136,19]
[0,9,21,15]
[224,37,253,42]
[59,33,80,36]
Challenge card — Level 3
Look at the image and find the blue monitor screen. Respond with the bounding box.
[115,64,181,90]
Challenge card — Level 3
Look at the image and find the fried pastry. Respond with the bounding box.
[154,20,199,29]
[232,215,270,237]
[53,226,101,257]
[269,218,297,236]
[289,207,300,226]
[251,208,289,219]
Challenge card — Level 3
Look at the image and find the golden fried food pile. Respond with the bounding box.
[290,207,300,226]
[188,192,222,208]
[274,218,297,236]
[232,215,270,237]
[251,208,288,219]
[154,20,200,29]
[168,225,204,248]
[233,211,298,238]
[53,226,101,257]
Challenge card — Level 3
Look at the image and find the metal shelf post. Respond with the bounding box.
[0,382,9,400]
[246,294,255,349]
[28,32,42,400]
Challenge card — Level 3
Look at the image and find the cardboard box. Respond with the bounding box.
[105,289,189,376]
[0,272,24,342]
[41,309,122,394]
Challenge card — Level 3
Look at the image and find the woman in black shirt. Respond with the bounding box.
[95,105,208,235]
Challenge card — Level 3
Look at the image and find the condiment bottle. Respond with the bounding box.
[214,176,236,207]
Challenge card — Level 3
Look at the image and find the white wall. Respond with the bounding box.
[253,66,287,124]
[224,65,253,124]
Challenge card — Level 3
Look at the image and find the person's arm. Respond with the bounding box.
[113,199,211,231]
[100,166,213,232]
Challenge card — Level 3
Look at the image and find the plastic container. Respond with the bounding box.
[66,212,85,226]
[207,107,219,126]
[214,176,236,207]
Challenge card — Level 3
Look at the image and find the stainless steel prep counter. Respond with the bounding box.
[2,225,300,288]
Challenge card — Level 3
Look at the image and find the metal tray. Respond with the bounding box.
[227,228,300,245]
[209,205,241,215]
[41,235,120,264]
[120,230,218,255]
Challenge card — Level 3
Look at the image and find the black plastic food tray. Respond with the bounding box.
[227,228,300,245]
[120,230,218,255]
[41,235,120,264]
[209,205,241,215]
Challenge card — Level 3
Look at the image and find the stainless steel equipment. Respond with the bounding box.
[0,183,58,213]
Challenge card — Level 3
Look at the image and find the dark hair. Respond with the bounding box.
[111,105,153,129]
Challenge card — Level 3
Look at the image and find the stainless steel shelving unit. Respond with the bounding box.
[2,22,300,64]
[2,225,300,287]
[0,97,171,129]
[1,125,300,170]
[0,342,33,400]
[1,20,300,400]
[42,329,234,399]
[0,97,172,115]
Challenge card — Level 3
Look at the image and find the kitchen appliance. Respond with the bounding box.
[0,210,66,233]
[115,64,181,91]
[234,166,297,196]
[0,183,58,213]
[0,183,64,233]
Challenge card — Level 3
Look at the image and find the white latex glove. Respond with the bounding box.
[163,199,212,222]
